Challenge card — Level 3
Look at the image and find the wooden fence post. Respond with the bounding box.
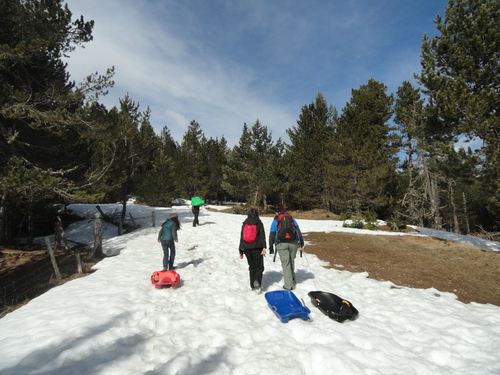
[128,213,136,227]
[55,216,69,250]
[152,211,155,227]
[75,250,83,274]
[54,220,63,249]
[90,214,103,257]
[45,237,61,280]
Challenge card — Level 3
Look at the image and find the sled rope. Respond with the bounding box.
[302,249,319,291]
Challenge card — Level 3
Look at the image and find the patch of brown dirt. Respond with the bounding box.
[303,231,500,306]
[215,206,500,305]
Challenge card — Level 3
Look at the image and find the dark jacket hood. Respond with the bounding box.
[243,217,261,225]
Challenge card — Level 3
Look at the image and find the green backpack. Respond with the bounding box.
[191,196,204,206]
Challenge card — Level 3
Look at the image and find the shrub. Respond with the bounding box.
[343,219,364,229]
[363,210,378,225]
[233,206,249,215]
[387,215,408,231]
[362,210,379,230]
[338,212,353,221]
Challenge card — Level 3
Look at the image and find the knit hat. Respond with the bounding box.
[169,213,178,218]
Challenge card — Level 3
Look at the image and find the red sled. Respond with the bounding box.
[151,270,180,288]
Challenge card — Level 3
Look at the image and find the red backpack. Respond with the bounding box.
[242,224,258,243]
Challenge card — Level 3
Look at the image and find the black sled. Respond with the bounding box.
[308,291,359,323]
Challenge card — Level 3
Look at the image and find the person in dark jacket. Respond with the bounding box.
[239,208,267,292]
[157,213,181,270]
[192,205,200,227]
[191,196,204,227]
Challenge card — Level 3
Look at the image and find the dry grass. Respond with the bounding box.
[218,206,500,306]
[303,231,500,306]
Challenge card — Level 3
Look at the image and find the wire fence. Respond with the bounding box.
[0,209,156,318]
[0,260,55,318]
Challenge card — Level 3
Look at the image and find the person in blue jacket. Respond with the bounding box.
[269,205,304,290]
[157,213,181,270]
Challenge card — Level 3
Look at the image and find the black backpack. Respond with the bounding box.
[277,213,297,241]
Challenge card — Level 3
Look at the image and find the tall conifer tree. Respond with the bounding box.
[416,0,500,228]
[328,79,397,216]
[286,93,336,210]
[222,121,283,209]
[178,121,209,197]
[0,0,99,243]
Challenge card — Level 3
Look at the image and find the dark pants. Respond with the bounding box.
[160,240,176,270]
[243,248,264,289]
[192,207,200,226]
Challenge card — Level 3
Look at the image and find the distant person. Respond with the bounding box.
[191,196,204,227]
[269,205,304,290]
[239,208,267,292]
[157,213,181,270]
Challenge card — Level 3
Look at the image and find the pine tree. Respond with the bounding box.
[139,126,180,206]
[178,121,209,198]
[222,121,283,209]
[328,79,397,216]
[394,81,432,227]
[221,124,252,202]
[286,92,336,210]
[204,136,228,203]
[416,0,500,228]
[0,0,99,243]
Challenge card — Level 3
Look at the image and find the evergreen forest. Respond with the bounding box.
[1,0,499,244]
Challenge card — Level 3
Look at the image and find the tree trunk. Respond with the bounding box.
[423,162,442,230]
[448,179,460,233]
[27,213,34,245]
[251,186,259,208]
[90,215,103,257]
[463,191,470,234]
[0,194,5,245]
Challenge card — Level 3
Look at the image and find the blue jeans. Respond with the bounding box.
[161,240,176,270]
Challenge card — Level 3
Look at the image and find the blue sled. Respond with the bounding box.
[265,290,311,323]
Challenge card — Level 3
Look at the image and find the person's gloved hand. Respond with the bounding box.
[269,247,274,254]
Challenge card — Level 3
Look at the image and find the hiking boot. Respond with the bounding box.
[252,280,261,293]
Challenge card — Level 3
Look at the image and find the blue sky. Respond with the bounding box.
[63,0,448,147]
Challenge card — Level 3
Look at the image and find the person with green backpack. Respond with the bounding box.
[191,196,204,227]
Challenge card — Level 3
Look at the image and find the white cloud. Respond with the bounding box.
[63,0,448,147]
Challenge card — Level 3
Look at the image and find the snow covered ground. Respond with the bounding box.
[0,202,499,375]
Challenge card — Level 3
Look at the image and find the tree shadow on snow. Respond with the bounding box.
[193,221,216,226]
[150,345,229,374]
[2,311,147,375]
